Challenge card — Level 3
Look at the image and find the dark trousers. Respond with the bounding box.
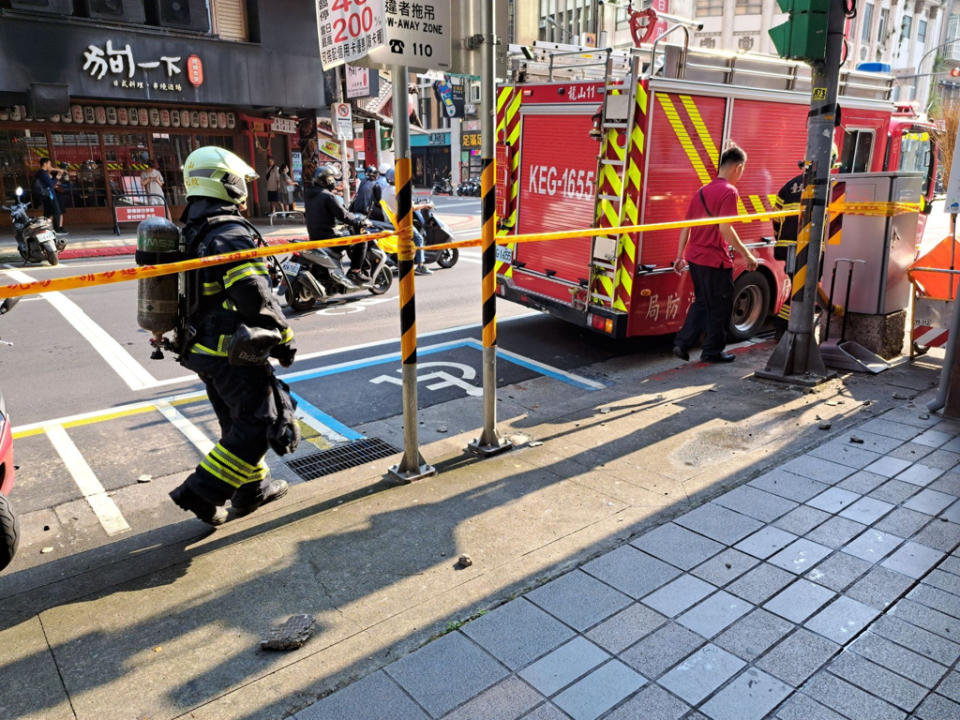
[42,197,62,231]
[675,262,734,356]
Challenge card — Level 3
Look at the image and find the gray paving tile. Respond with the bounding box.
[764,579,835,623]
[676,590,751,639]
[889,441,936,462]
[860,418,922,441]
[805,552,872,592]
[804,595,880,645]
[775,505,832,535]
[750,470,830,503]
[603,684,689,720]
[462,598,576,671]
[641,575,715,617]
[929,472,960,497]
[517,637,609,697]
[727,563,795,604]
[781,456,855,484]
[714,608,794,661]
[871,479,923,505]
[552,660,645,720]
[840,496,896,525]
[905,489,958,516]
[913,429,955,448]
[908,584,960,619]
[851,633,950,690]
[582,547,681,600]
[912,520,960,552]
[442,677,544,720]
[913,449,960,471]
[769,538,833,574]
[940,556,960,576]
[297,671,430,720]
[891,598,960,642]
[806,516,868,549]
[657,644,745,706]
[384,633,509,718]
[942,436,960,453]
[810,441,884,469]
[527,571,632,631]
[700,667,791,720]
[629,523,723,571]
[734,526,798,559]
[914,693,960,720]
[850,430,909,454]
[828,652,928,712]
[713,485,798,522]
[867,456,916,478]
[520,704,570,720]
[942,499,960,523]
[839,470,889,494]
[844,528,906,563]
[935,671,960,702]
[674,503,763,545]
[808,487,863,514]
[585,603,667,655]
[847,565,921,610]
[691,548,759,587]
[875,508,935,538]
[873,615,960,666]
[803,672,907,720]
[897,463,946,487]
[775,693,847,720]
[883,409,943,429]
[620,622,705,679]
[756,628,840,686]
[925,569,960,595]
[882,542,946,580]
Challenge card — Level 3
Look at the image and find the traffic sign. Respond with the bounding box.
[317,0,386,71]
[332,102,354,140]
[364,0,451,71]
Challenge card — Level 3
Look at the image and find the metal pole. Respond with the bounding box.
[756,1,844,386]
[389,65,435,483]
[470,0,512,457]
[335,65,352,208]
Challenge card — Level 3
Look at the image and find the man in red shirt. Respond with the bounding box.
[672,145,758,363]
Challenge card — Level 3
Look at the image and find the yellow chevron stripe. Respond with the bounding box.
[657,94,711,186]
[637,84,649,114]
[607,129,626,161]
[497,87,511,112]
[768,194,780,207]
[680,95,719,170]
[793,266,807,295]
[748,195,766,214]
[617,266,633,296]
[618,232,636,262]
[602,199,619,227]
[597,274,614,297]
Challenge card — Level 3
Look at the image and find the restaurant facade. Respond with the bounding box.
[0,0,331,224]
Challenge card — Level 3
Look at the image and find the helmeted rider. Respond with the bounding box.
[350,164,379,215]
[304,164,369,284]
[168,146,298,526]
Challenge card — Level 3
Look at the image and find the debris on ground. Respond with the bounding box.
[819,422,832,430]
[849,435,864,444]
[260,614,316,651]
[457,554,473,569]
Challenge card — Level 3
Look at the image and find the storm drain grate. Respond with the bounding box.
[286,437,400,481]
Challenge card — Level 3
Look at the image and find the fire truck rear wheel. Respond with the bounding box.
[0,493,19,572]
[729,271,770,342]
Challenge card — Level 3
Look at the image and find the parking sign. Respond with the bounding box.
[317,0,386,70]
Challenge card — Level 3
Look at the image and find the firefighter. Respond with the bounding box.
[168,146,297,526]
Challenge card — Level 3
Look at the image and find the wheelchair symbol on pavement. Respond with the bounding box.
[370,361,482,397]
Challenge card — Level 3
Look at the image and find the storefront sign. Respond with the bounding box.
[462,132,481,148]
[186,55,204,87]
[271,117,298,134]
[346,66,371,98]
[428,131,447,146]
[433,77,464,118]
[115,205,166,223]
[320,138,342,159]
[332,102,353,140]
[365,0,451,72]
[317,0,386,70]
[81,40,187,94]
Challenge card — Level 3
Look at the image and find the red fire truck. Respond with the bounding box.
[494,40,937,340]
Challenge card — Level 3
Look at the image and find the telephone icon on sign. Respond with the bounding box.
[390,39,405,54]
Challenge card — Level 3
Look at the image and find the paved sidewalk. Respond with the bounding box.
[302,405,960,720]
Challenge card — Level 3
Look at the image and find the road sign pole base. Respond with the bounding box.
[754,329,834,387]
[468,433,513,457]
[388,453,436,484]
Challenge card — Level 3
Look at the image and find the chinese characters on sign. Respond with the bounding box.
[317,0,386,70]
[82,41,188,94]
[365,0,450,71]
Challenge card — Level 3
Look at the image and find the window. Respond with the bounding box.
[696,0,724,16]
[0,130,48,204]
[899,129,931,173]
[211,0,249,42]
[878,8,888,44]
[150,134,235,206]
[51,132,107,208]
[918,19,927,45]
[839,129,874,174]
[949,15,960,60]
[861,3,873,43]
[734,0,761,14]
[900,15,913,45]
[102,132,150,201]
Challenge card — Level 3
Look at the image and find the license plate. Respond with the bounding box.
[281,261,300,275]
[36,231,56,243]
[495,245,513,264]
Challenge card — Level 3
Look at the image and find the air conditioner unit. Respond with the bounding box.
[80,0,146,23]
[10,0,75,14]
[468,82,481,104]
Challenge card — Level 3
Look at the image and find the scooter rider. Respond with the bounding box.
[168,146,297,526]
[304,165,369,283]
[349,164,378,215]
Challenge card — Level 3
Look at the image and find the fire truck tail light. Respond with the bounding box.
[588,313,614,334]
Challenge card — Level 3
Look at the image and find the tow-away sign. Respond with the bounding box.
[365,0,451,71]
[317,0,386,71]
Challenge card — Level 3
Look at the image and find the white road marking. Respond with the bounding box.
[3,267,158,391]
[44,423,131,536]
[154,400,214,455]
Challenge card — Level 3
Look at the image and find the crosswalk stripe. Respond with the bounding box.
[154,400,214,455]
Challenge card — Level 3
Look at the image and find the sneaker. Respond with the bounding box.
[701,352,736,363]
[169,484,228,526]
[232,478,289,517]
[415,265,433,275]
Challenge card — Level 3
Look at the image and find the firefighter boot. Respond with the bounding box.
[231,477,289,517]
[169,483,228,526]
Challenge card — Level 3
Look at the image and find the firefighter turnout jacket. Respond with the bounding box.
[772,173,803,247]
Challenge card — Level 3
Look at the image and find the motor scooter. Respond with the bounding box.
[2,187,65,266]
[0,296,20,572]
[431,176,453,195]
[274,216,393,312]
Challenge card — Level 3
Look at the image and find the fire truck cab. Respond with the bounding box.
[494,40,937,341]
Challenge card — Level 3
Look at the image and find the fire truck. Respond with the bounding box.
[494,38,937,340]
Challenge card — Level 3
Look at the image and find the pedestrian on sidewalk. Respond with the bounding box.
[141,159,165,204]
[672,144,758,363]
[33,158,66,233]
[265,157,282,215]
[280,163,297,211]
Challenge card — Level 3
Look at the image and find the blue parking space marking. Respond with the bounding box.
[290,392,364,442]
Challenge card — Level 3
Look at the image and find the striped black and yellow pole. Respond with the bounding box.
[388,64,435,483]
[469,0,511,457]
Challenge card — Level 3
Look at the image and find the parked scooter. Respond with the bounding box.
[456,178,480,197]
[431,176,453,195]
[274,215,393,312]
[2,186,65,266]
[0,296,20,572]
[415,203,459,268]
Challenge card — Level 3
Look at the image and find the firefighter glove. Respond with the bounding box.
[228,324,282,366]
[271,341,297,368]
